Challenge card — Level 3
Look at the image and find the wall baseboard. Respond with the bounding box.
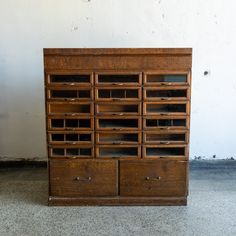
[0,159,236,169]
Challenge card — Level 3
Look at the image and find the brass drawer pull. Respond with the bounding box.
[160,127,170,130]
[112,128,122,131]
[65,113,76,116]
[145,176,161,181]
[160,113,169,116]
[112,113,124,116]
[161,98,171,100]
[112,142,123,145]
[160,141,170,144]
[66,141,77,145]
[112,83,123,86]
[112,98,121,101]
[161,82,172,86]
[63,83,75,86]
[75,176,92,181]
[67,156,77,159]
[64,98,76,101]
[65,128,76,131]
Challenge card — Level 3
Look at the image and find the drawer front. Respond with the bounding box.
[48,131,93,145]
[96,117,141,131]
[143,131,188,144]
[120,160,187,197]
[95,102,141,116]
[96,145,141,159]
[48,116,93,130]
[96,131,141,145]
[143,101,189,116]
[144,72,190,86]
[47,102,93,116]
[143,116,189,130]
[95,73,142,86]
[46,73,93,86]
[95,87,141,101]
[49,145,94,159]
[50,160,118,197]
[47,87,93,101]
[143,87,189,101]
[143,145,188,159]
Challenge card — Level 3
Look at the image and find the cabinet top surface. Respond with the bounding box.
[44,48,192,56]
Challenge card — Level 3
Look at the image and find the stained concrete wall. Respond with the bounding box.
[0,0,236,160]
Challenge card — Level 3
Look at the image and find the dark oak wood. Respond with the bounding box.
[44,48,192,206]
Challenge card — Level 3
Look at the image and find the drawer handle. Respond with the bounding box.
[112,142,123,145]
[160,127,170,130]
[75,176,92,181]
[63,83,75,86]
[66,141,77,145]
[161,98,171,100]
[65,113,76,116]
[112,128,122,131]
[64,98,76,101]
[112,98,121,101]
[112,83,124,86]
[65,128,76,131]
[160,113,169,116]
[160,141,170,144]
[112,113,124,116]
[67,156,77,159]
[161,82,172,86]
[145,176,161,181]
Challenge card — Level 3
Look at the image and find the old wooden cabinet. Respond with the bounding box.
[44,48,192,206]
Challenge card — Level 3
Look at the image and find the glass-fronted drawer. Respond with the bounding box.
[144,73,189,86]
[46,73,93,86]
[95,73,141,86]
[95,87,141,101]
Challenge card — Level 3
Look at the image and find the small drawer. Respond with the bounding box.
[95,73,142,86]
[46,73,93,86]
[143,87,189,101]
[49,146,94,159]
[96,145,141,159]
[50,160,118,197]
[96,117,141,130]
[143,116,189,130]
[48,131,93,145]
[96,102,141,116]
[47,87,93,101]
[96,131,141,145]
[47,102,93,116]
[144,72,190,86]
[120,160,187,197]
[143,131,188,144]
[143,145,187,159]
[95,87,141,101]
[48,116,93,130]
[143,101,189,116]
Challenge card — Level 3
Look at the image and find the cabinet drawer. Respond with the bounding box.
[48,116,93,130]
[46,73,93,86]
[143,116,189,130]
[143,87,189,101]
[95,73,142,86]
[47,102,93,116]
[95,87,141,101]
[96,102,141,116]
[143,131,188,144]
[47,87,93,101]
[50,160,118,197]
[48,131,93,145]
[49,146,94,159]
[143,145,187,159]
[144,72,189,86]
[96,131,141,145]
[120,160,187,197]
[143,101,189,116]
[96,145,141,159]
[96,117,141,130]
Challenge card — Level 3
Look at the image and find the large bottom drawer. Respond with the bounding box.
[120,160,188,197]
[50,160,118,197]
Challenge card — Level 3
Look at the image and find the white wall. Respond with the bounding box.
[0,0,236,160]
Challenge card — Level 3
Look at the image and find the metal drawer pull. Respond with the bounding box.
[65,113,76,116]
[65,128,76,131]
[112,142,123,145]
[113,128,122,131]
[160,113,169,116]
[112,98,121,101]
[66,141,77,145]
[160,141,170,144]
[161,98,171,100]
[112,83,123,86]
[64,98,76,101]
[161,82,172,86]
[63,83,75,86]
[75,176,92,181]
[145,176,161,181]
[160,127,170,130]
[67,156,77,159]
[112,113,124,116]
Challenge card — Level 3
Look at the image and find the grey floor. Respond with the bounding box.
[0,163,236,236]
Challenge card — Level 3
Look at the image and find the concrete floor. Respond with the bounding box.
[0,163,236,236]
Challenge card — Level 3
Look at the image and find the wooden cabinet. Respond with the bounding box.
[44,48,192,206]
